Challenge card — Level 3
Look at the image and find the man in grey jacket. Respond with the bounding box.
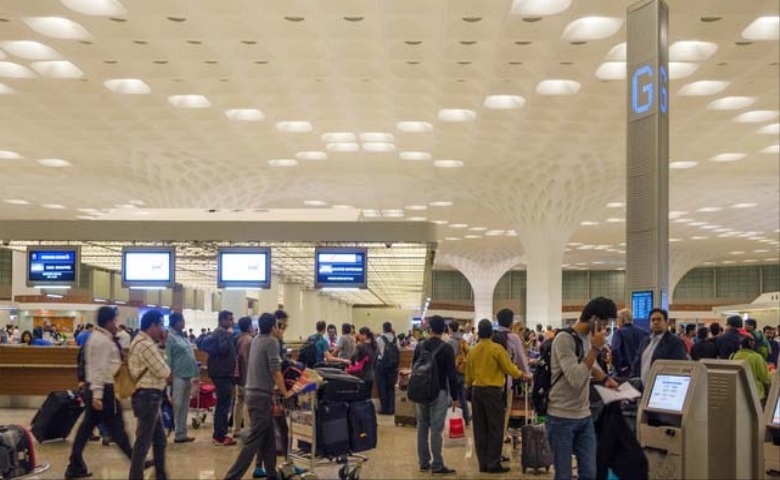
[547,297,619,480]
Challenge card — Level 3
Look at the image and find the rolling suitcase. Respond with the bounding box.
[520,423,552,474]
[315,402,350,457]
[394,389,417,427]
[316,369,370,403]
[0,425,36,479]
[347,399,377,452]
[30,390,84,443]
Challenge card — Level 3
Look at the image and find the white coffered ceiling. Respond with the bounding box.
[0,0,778,284]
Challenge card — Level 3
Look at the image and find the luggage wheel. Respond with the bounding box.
[338,464,361,480]
[191,418,201,429]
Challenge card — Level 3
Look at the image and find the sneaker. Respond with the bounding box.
[174,437,196,443]
[486,466,511,474]
[213,436,238,446]
[252,467,267,478]
[431,466,457,475]
[419,464,431,472]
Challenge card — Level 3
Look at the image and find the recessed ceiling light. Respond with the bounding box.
[669,211,688,218]
[382,210,404,218]
[670,161,698,170]
[31,60,83,78]
[505,230,518,236]
[332,205,353,210]
[730,251,746,255]
[691,236,709,240]
[741,16,780,41]
[444,237,461,241]
[580,221,599,226]
[536,79,581,95]
[510,0,571,15]
[433,220,449,225]
[734,110,779,123]
[754,249,770,253]
[758,123,780,135]
[669,41,719,61]
[469,227,487,231]
[268,159,298,167]
[4,199,30,205]
[127,200,145,206]
[464,235,482,239]
[407,217,427,222]
[42,203,65,209]
[449,224,468,228]
[562,17,623,42]
[396,121,433,133]
[606,218,625,223]
[60,0,127,16]
[114,203,136,209]
[689,222,707,226]
[0,62,37,78]
[484,95,526,109]
[710,153,746,162]
[761,144,780,154]
[706,96,756,110]
[326,143,360,152]
[701,225,721,230]
[304,200,328,207]
[361,209,380,218]
[275,121,312,133]
[0,82,14,94]
[37,158,71,167]
[400,151,431,161]
[669,238,682,242]
[104,78,150,94]
[405,205,427,211]
[485,230,505,236]
[606,202,624,208]
[168,95,210,108]
[429,201,453,207]
[322,132,356,142]
[434,160,464,168]
[296,151,327,161]
[595,62,625,80]
[225,109,264,121]
[362,142,395,152]
[722,260,736,264]
[23,17,93,40]
[438,109,476,122]
[605,42,626,61]
[668,62,700,79]
[360,132,394,143]
[697,207,722,212]
[678,80,730,96]
[0,41,61,60]
[743,259,759,263]
[0,150,23,160]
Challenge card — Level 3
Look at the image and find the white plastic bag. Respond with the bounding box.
[443,407,466,448]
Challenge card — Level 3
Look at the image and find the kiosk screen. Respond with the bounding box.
[772,396,780,427]
[647,374,692,412]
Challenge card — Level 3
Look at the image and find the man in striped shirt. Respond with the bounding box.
[128,310,171,480]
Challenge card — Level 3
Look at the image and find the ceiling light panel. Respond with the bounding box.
[37,158,71,167]
[596,62,625,80]
[710,153,746,162]
[397,121,433,133]
[326,143,360,152]
[669,41,718,61]
[225,109,264,121]
[670,161,698,170]
[669,62,699,79]
[0,62,37,78]
[304,200,328,206]
[707,96,756,110]
[60,0,127,16]
[732,203,758,209]
[4,199,30,205]
[741,16,780,40]
[484,95,526,109]
[268,159,298,167]
[23,17,93,40]
[562,17,623,42]
[168,95,211,108]
[0,150,23,160]
[606,202,624,208]
[438,109,477,122]
[536,80,581,95]
[104,78,150,94]
[296,151,327,161]
[360,132,394,143]
[42,203,65,209]
[31,61,83,78]
[762,145,780,154]
[733,110,779,123]
[322,132,356,142]
[429,201,453,207]
[400,151,431,161]
[405,205,427,211]
[758,123,780,135]
[434,160,464,168]
[0,83,13,94]
[677,80,730,96]
[510,0,571,15]
[276,121,312,133]
[362,143,395,152]
[0,41,61,60]
[605,43,626,61]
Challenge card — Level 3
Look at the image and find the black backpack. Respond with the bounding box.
[381,336,400,370]
[407,341,446,405]
[492,329,516,363]
[531,328,583,416]
[298,334,321,369]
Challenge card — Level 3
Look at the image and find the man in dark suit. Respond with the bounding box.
[716,315,746,360]
[611,309,648,378]
[633,308,688,388]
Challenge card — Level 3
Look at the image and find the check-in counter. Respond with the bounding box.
[763,369,780,479]
[0,346,80,407]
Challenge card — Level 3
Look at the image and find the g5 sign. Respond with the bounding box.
[631,63,668,115]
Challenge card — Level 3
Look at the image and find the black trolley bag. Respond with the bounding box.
[315,369,370,403]
[347,399,377,453]
[30,390,84,443]
[0,425,36,479]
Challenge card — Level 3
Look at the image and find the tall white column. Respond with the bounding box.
[221,289,248,319]
[522,230,566,328]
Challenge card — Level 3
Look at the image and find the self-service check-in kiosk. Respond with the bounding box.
[638,360,708,480]
[700,359,764,480]
[764,369,780,478]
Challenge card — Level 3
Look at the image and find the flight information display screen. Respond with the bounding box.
[632,290,654,320]
[647,374,692,413]
[122,248,175,288]
[27,248,78,285]
[315,248,368,289]
[217,248,271,289]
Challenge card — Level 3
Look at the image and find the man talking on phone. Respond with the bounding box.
[546,297,619,480]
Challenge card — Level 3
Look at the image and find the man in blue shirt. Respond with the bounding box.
[610,310,647,378]
[76,324,94,347]
[310,321,331,364]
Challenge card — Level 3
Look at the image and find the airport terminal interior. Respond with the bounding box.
[0,0,779,479]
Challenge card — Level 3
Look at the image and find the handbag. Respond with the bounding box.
[443,407,466,447]
[113,343,147,400]
[347,355,369,376]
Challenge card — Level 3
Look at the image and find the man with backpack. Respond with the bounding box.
[546,297,619,480]
[198,310,238,446]
[446,322,471,426]
[375,321,400,415]
[409,316,459,476]
[297,321,332,368]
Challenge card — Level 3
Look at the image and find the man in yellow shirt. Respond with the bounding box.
[465,319,525,474]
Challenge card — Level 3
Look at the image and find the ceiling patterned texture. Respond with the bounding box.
[0,0,778,287]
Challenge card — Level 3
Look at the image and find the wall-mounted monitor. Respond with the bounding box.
[632,290,654,320]
[646,374,692,413]
[122,246,175,289]
[315,247,368,289]
[217,247,272,289]
[26,246,80,288]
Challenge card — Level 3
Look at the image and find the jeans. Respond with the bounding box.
[375,363,398,414]
[171,377,192,441]
[67,385,133,475]
[546,415,597,480]
[224,395,276,480]
[212,376,235,441]
[416,390,450,469]
[454,374,470,423]
[130,389,167,480]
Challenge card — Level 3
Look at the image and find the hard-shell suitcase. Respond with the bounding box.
[347,400,377,452]
[314,402,350,457]
[316,369,370,403]
[30,390,84,443]
[0,425,36,479]
[520,423,553,474]
[394,390,417,427]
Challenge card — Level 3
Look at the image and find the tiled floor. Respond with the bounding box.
[1,408,554,480]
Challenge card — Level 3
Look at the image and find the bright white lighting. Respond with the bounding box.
[485,230,505,236]
[37,158,71,167]
[396,121,433,133]
[405,205,427,211]
[710,153,746,162]
[362,142,395,152]
[464,235,482,239]
[433,220,449,225]
[61,0,127,16]
[596,62,625,80]
[400,151,431,161]
[361,210,380,217]
[742,16,780,40]
[444,237,461,241]
[605,43,626,61]
[407,217,427,222]
[449,224,468,229]
[761,145,780,154]
[332,205,353,210]
[689,222,707,226]
[697,207,722,212]
[580,221,599,226]
[707,96,756,110]
[484,95,525,109]
[438,109,476,122]
[678,80,730,96]
[669,41,719,61]
[691,236,709,240]
[322,132,356,143]
[669,211,688,218]
[0,83,13,94]
[429,201,453,207]
[42,203,65,209]
[0,62,37,78]
[730,251,746,255]
[606,218,625,223]
[296,151,327,161]
[606,202,624,208]
[23,17,92,40]
[4,199,30,205]
[360,132,394,142]
[510,0,571,15]
[382,210,404,218]
[225,109,264,121]
[0,41,61,60]
[734,110,779,123]
[669,62,700,79]
[562,17,623,42]
[433,160,464,168]
[536,79,581,95]
[0,150,23,160]
[304,200,328,207]
[268,159,298,167]
[104,78,150,94]
[670,161,698,170]
[31,61,83,78]
[326,143,360,152]
[168,95,211,108]
[469,227,487,231]
[276,121,312,133]
[758,123,780,135]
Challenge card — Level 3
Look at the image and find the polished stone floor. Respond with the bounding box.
[1,408,555,479]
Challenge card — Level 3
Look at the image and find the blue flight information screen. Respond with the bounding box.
[632,291,654,320]
[28,250,77,283]
[315,249,368,289]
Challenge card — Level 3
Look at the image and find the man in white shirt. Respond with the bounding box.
[116,324,132,350]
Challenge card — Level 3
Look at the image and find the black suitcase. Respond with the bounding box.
[316,369,370,403]
[347,400,377,452]
[30,390,84,443]
[0,425,36,479]
[316,402,350,457]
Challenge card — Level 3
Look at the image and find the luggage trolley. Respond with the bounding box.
[190,382,216,430]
